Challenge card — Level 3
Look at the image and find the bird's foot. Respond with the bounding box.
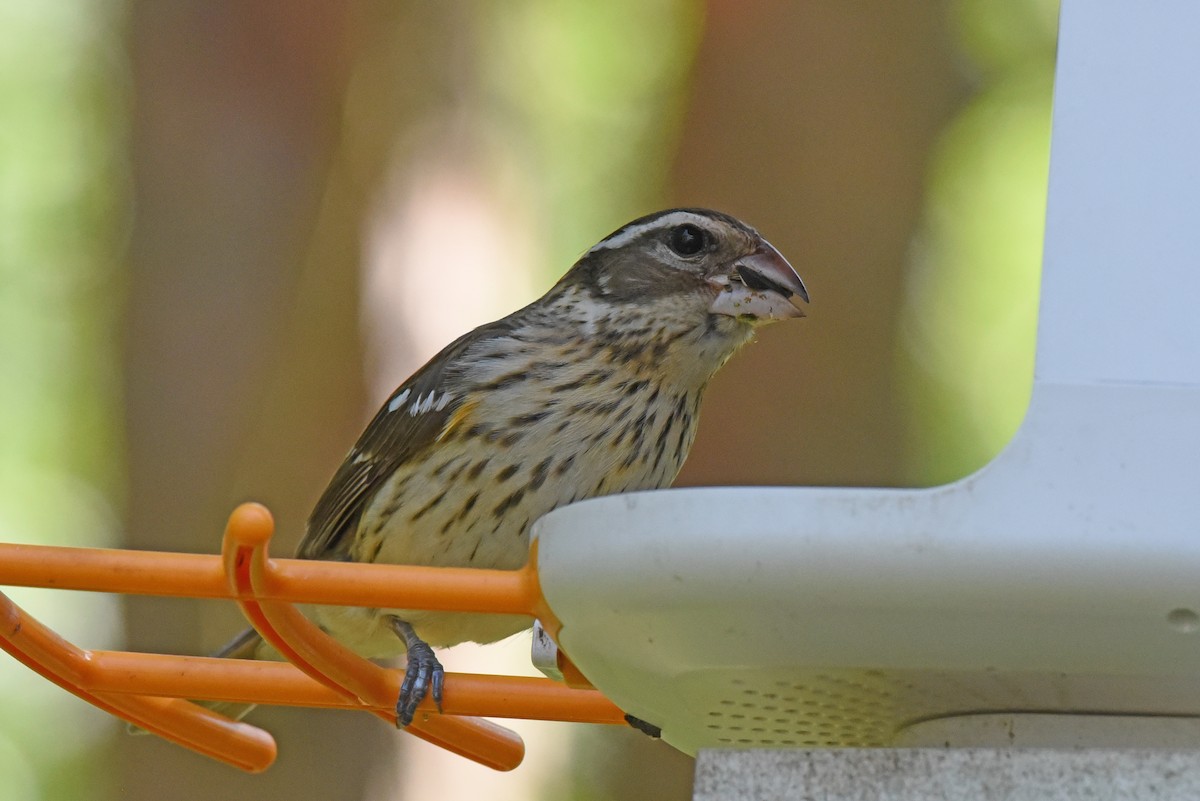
[390,618,444,727]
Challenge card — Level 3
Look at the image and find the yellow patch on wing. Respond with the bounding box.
[437,398,479,442]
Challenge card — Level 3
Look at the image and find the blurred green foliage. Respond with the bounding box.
[0,1,127,799]
[483,0,703,278]
[898,0,1058,484]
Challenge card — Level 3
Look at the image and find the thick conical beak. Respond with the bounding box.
[708,240,809,322]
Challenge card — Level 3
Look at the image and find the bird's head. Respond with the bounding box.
[567,208,808,339]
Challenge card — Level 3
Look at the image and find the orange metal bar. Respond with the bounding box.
[0,544,227,597]
[83,652,626,722]
[0,536,564,637]
[0,543,542,613]
[0,502,614,773]
[0,589,277,773]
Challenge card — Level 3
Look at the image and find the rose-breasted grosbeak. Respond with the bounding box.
[218,208,807,726]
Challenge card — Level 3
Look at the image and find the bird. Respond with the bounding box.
[215,207,808,727]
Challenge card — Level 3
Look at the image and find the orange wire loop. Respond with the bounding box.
[0,502,623,773]
[221,504,526,770]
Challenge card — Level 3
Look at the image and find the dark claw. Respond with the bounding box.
[390,618,444,727]
[396,639,444,727]
[431,660,445,712]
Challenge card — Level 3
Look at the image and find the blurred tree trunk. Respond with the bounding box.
[673,1,966,489]
[118,2,396,797]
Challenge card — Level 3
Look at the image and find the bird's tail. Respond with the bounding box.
[200,627,265,722]
[126,627,264,735]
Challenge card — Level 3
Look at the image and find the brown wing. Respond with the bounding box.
[295,317,516,561]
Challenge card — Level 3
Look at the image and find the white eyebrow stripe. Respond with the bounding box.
[586,211,715,253]
[386,388,411,413]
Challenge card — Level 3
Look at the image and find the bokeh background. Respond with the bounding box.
[0,1,1056,799]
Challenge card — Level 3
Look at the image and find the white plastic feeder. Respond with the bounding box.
[533,0,1200,760]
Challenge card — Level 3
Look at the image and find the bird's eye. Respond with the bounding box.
[667,224,707,257]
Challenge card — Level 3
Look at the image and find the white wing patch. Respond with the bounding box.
[408,390,451,417]
[386,389,411,413]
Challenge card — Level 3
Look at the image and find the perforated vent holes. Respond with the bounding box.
[699,673,899,747]
[668,666,1197,752]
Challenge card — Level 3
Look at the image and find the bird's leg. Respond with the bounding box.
[389,617,444,726]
